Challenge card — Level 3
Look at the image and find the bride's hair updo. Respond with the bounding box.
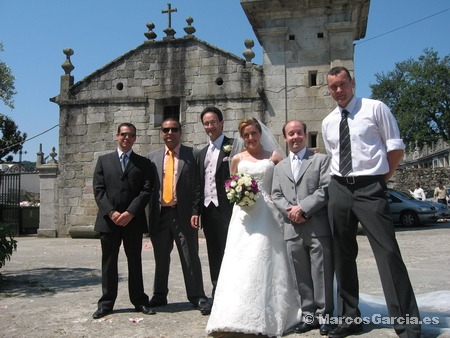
[238,118,262,137]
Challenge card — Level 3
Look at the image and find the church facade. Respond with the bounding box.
[46,0,370,237]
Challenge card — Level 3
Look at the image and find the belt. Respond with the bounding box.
[161,205,177,209]
[333,175,383,185]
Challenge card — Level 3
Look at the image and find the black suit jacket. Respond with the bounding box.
[93,150,155,234]
[192,136,234,218]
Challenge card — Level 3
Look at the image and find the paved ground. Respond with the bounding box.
[1,222,450,338]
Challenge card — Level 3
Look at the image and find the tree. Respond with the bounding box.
[0,42,27,161]
[370,49,450,150]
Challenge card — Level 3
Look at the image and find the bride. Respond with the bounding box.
[206,118,302,337]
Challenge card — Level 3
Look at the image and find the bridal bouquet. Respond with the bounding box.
[225,173,259,207]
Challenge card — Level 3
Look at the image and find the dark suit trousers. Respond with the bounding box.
[202,202,230,291]
[98,230,148,310]
[328,178,421,337]
[150,206,206,304]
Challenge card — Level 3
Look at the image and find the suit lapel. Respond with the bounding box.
[155,149,165,186]
[280,158,294,183]
[216,136,232,174]
[176,145,187,185]
[296,149,314,182]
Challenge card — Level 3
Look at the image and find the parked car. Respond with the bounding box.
[386,189,448,227]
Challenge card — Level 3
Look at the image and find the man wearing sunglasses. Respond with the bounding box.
[92,123,156,319]
[148,117,211,315]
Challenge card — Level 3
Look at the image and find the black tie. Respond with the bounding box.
[339,109,352,176]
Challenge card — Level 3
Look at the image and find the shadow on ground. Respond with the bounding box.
[0,267,100,297]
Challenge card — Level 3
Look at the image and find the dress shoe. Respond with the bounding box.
[196,298,211,315]
[319,323,334,335]
[293,321,320,333]
[92,308,113,319]
[148,297,168,307]
[135,304,156,315]
[328,324,363,338]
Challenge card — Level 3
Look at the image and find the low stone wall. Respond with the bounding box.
[393,167,450,199]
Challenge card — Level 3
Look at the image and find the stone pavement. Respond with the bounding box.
[1,222,450,338]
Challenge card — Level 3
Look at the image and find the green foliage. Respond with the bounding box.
[0,223,17,269]
[0,42,27,160]
[370,49,450,150]
[0,42,16,109]
[0,115,27,160]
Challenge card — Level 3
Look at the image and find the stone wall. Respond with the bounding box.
[392,167,450,199]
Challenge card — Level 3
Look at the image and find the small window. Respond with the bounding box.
[309,133,317,148]
[317,32,324,38]
[309,71,318,87]
[289,35,295,40]
[163,105,180,121]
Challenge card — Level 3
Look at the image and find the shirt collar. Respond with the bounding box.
[290,147,307,161]
[117,149,132,158]
[211,134,225,149]
[165,143,181,155]
[340,95,357,116]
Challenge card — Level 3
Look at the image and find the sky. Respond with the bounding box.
[0,0,449,162]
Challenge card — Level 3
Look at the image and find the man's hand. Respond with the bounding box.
[114,211,134,226]
[191,215,200,229]
[286,205,307,224]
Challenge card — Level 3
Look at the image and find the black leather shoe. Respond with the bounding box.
[328,324,363,338]
[293,321,320,333]
[196,298,211,315]
[92,308,113,319]
[148,297,168,307]
[135,304,156,315]
[319,323,334,335]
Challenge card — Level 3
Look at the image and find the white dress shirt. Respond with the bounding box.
[322,96,405,177]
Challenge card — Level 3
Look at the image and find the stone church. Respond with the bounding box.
[40,0,370,237]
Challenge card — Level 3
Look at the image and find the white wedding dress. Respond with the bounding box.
[206,159,302,337]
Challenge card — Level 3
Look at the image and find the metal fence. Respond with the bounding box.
[0,172,21,235]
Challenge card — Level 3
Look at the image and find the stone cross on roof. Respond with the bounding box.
[162,3,177,40]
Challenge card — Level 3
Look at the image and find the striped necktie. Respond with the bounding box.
[339,109,352,176]
[120,153,128,172]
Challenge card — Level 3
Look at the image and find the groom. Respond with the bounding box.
[191,106,234,297]
[272,120,334,336]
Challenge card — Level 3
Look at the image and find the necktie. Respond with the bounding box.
[163,149,174,203]
[205,143,215,168]
[339,109,352,176]
[292,154,301,182]
[120,153,128,172]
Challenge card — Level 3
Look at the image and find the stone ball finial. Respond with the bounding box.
[184,16,196,36]
[61,48,75,75]
[144,22,157,41]
[243,39,255,62]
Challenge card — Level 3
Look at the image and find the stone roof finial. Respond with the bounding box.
[184,16,196,37]
[243,39,255,63]
[162,3,177,40]
[144,22,157,42]
[61,48,74,75]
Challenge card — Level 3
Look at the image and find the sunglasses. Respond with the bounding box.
[120,132,136,138]
[162,127,180,133]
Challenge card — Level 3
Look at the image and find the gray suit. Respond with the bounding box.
[272,149,334,322]
[148,145,206,305]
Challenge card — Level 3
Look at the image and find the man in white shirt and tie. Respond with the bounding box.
[322,66,420,338]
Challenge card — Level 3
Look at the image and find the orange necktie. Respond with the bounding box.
[163,149,174,203]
